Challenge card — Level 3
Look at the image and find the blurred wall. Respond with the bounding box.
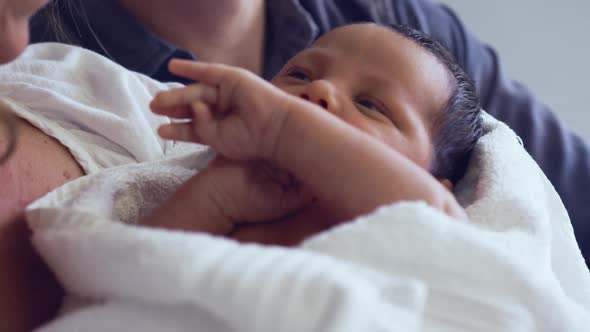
[439,0,590,140]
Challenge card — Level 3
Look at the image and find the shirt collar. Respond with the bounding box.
[82,0,189,77]
[81,0,318,80]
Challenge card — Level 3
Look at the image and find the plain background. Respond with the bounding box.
[438,0,590,140]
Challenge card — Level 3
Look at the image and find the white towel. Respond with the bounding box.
[25,112,590,331]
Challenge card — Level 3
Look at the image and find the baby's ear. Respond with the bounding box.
[438,178,453,192]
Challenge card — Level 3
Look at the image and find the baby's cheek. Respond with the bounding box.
[407,144,434,170]
[271,80,301,98]
[405,128,435,170]
[380,131,433,170]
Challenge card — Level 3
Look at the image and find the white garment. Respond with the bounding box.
[4,43,589,330]
[0,42,197,174]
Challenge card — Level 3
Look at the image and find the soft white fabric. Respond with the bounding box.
[0,43,197,174]
[25,111,590,331]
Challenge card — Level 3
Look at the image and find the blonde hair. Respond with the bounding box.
[0,101,17,165]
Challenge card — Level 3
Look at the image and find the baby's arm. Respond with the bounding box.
[272,97,466,221]
[142,160,234,234]
[152,60,466,221]
[143,157,311,233]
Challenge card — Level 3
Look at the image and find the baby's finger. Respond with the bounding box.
[152,98,215,120]
[190,100,214,124]
[158,101,215,144]
[158,122,204,144]
[168,59,236,87]
[151,84,218,109]
[151,104,193,119]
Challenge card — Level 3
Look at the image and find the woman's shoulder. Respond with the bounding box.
[0,116,85,218]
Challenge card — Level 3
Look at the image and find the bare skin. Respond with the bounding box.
[117,0,266,75]
[0,117,85,331]
[0,0,48,62]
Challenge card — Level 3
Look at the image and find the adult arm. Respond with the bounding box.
[0,215,63,332]
[0,117,85,331]
[394,0,590,258]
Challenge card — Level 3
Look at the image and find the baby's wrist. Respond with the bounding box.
[142,172,235,235]
[259,94,295,165]
[189,175,238,233]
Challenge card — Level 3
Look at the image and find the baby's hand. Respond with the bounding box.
[202,157,313,224]
[151,59,292,162]
[143,156,313,234]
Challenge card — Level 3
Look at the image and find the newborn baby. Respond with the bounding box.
[146,23,482,244]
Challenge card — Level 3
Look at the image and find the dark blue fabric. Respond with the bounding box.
[30,0,590,265]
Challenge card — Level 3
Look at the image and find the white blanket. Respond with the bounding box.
[25,112,590,331]
[5,43,589,331]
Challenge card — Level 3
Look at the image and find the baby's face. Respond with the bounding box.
[272,24,453,169]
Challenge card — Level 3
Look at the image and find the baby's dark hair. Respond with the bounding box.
[388,24,482,184]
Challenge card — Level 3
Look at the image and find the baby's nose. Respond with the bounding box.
[300,93,328,109]
[300,80,336,112]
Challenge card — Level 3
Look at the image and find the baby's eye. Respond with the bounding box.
[356,98,383,113]
[286,69,311,82]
